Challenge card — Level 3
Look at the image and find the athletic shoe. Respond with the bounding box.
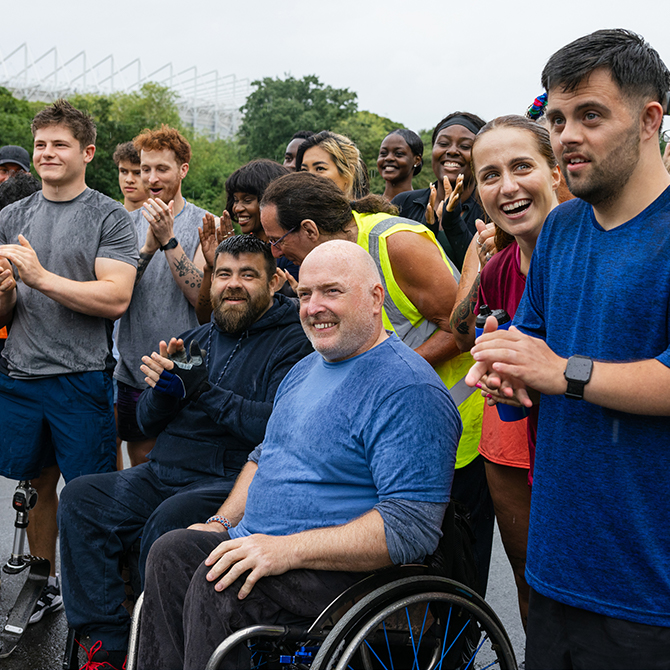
[79,640,126,669]
[28,577,63,624]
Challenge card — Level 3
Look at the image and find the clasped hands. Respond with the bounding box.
[465,315,567,406]
[426,174,464,227]
[142,198,175,249]
[0,235,47,290]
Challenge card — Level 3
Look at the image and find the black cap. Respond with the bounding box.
[0,145,30,172]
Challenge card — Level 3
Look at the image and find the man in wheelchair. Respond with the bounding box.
[136,241,463,669]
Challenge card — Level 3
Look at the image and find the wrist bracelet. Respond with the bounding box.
[160,237,178,252]
[206,515,232,530]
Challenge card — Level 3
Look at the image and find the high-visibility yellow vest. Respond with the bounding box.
[354,211,483,468]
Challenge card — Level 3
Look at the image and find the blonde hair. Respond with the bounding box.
[296,131,369,199]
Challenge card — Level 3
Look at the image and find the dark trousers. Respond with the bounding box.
[451,454,495,596]
[58,461,238,651]
[138,529,366,670]
[526,588,670,669]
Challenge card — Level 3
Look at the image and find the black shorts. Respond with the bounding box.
[116,381,148,443]
[526,588,670,669]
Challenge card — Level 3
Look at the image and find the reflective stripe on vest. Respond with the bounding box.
[366,216,476,406]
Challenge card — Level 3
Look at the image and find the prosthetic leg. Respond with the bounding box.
[0,480,50,658]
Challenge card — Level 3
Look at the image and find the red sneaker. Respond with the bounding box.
[78,639,127,669]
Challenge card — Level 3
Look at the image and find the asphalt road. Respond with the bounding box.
[0,473,526,669]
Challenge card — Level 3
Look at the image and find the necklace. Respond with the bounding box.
[204,324,247,387]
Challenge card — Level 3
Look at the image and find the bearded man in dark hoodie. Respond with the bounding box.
[57,236,312,666]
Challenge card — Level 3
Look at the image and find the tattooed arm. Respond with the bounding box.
[142,197,205,306]
[450,235,482,352]
[165,244,205,307]
[134,225,160,286]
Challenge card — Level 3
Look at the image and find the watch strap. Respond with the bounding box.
[160,237,178,252]
[564,355,593,400]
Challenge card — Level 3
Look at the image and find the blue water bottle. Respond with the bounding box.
[474,305,528,422]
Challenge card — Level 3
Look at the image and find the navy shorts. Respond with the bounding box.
[116,381,148,442]
[0,370,117,482]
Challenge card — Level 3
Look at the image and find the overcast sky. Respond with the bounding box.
[4,0,669,133]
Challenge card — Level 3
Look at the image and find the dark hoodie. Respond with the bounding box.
[137,294,312,483]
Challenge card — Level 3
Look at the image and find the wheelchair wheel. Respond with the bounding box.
[312,576,516,670]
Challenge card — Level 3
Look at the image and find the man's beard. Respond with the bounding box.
[212,287,271,334]
[562,122,640,207]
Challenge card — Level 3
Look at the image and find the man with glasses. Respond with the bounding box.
[260,173,492,598]
[0,145,31,184]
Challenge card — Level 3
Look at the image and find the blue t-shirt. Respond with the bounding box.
[515,187,670,626]
[230,335,461,542]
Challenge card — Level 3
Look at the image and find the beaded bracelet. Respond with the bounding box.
[206,515,232,530]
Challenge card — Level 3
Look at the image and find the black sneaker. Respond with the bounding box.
[28,578,63,624]
[79,640,126,669]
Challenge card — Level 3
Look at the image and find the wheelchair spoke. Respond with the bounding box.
[331,594,515,669]
[310,576,516,670]
[362,639,392,670]
[382,620,395,670]
[461,631,494,670]
[436,605,452,670]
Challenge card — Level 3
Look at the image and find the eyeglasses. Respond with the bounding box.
[269,226,299,248]
[662,129,670,144]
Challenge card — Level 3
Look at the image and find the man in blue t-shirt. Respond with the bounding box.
[467,30,670,668]
[135,240,462,670]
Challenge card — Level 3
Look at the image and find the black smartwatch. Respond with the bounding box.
[564,355,593,400]
[160,237,178,252]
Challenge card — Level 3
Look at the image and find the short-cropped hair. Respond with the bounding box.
[31,99,96,149]
[542,29,670,109]
[385,128,424,176]
[213,234,276,281]
[133,125,191,165]
[225,160,289,222]
[113,141,141,166]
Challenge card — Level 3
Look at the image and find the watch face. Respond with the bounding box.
[567,356,593,383]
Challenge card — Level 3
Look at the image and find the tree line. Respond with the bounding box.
[0,76,436,214]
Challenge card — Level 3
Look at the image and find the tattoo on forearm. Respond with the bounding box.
[172,252,204,290]
[134,251,155,286]
[450,274,481,335]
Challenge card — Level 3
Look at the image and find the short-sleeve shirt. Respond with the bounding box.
[115,200,205,389]
[514,187,670,626]
[230,335,462,539]
[0,189,138,378]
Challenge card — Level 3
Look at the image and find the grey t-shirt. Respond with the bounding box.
[114,200,206,389]
[0,189,138,378]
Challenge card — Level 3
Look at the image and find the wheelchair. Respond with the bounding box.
[124,503,517,670]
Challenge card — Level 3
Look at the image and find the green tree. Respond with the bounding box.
[70,83,185,198]
[334,110,405,195]
[416,128,438,190]
[0,87,43,170]
[111,82,181,130]
[182,132,245,214]
[239,75,358,161]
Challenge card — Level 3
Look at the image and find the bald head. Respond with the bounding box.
[297,240,387,362]
[302,240,381,285]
